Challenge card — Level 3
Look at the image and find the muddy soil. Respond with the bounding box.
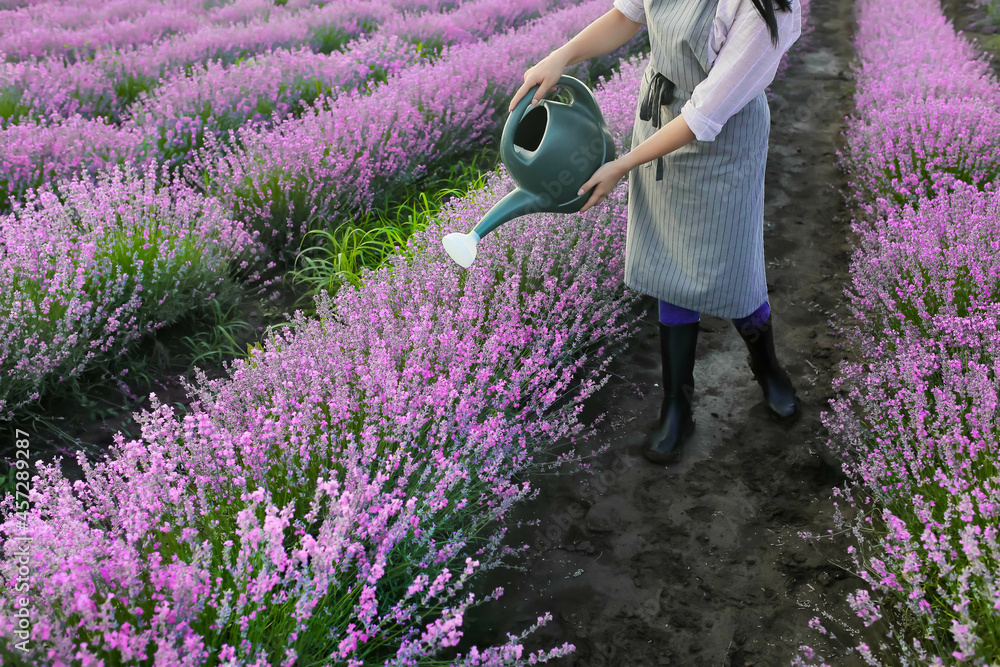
[453,0,887,663]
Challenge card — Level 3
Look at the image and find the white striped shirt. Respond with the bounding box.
[613,0,801,141]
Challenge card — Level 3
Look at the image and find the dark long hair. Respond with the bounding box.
[750,0,794,48]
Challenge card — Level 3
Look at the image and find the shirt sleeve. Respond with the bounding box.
[613,0,645,24]
[680,0,801,141]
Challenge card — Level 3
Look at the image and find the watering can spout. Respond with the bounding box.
[473,186,541,239]
[442,187,539,268]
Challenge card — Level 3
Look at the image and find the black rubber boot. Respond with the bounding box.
[643,320,699,464]
[734,313,800,420]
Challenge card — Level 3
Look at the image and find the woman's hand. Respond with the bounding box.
[577,159,629,213]
[508,51,570,112]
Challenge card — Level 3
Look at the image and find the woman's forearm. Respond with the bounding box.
[551,9,644,67]
[618,114,697,172]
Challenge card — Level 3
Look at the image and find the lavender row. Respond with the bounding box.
[0,165,265,418]
[0,0,555,128]
[0,0,314,62]
[390,0,565,54]
[0,0,156,12]
[0,0,443,200]
[0,52,652,666]
[0,0,398,124]
[837,0,1000,214]
[0,0,210,34]
[0,0,476,126]
[0,114,155,212]
[124,36,426,169]
[123,0,571,168]
[818,186,1000,666]
[0,0,450,38]
[193,0,645,254]
[798,0,1000,661]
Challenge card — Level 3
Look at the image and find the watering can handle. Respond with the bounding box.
[507,75,598,126]
[554,75,602,120]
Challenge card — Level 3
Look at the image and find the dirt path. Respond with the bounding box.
[455,0,879,663]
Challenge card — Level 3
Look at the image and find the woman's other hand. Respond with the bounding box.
[577,159,629,213]
[508,52,570,112]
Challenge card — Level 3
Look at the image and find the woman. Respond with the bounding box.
[508,0,802,464]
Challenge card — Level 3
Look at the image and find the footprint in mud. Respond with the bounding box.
[583,628,676,667]
[634,476,695,519]
[556,585,611,629]
[684,504,716,523]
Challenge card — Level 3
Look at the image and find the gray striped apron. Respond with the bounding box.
[623,0,771,319]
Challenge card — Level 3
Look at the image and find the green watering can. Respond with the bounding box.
[441,75,616,268]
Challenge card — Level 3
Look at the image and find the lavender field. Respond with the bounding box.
[0,0,998,664]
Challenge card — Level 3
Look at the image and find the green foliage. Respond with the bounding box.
[177,298,257,368]
[310,17,379,55]
[973,0,1000,28]
[287,147,498,314]
[112,71,156,110]
[0,86,26,125]
[0,461,17,507]
[413,35,446,59]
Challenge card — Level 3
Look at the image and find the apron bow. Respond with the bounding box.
[638,71,676,182]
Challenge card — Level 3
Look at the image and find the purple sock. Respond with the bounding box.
[658,299,700,325]
[732,301,770,330]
